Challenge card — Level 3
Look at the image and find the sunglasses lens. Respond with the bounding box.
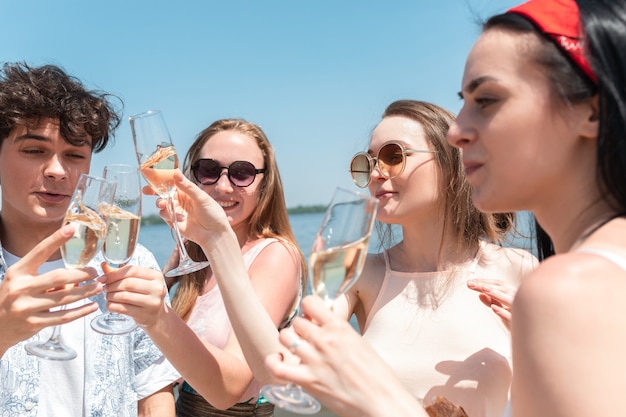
[193,159,221,185]
[350,154,371,188]
[378,143,404,178]
[229,161,257,187]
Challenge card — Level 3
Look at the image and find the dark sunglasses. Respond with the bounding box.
[191,159,266,187]
[349,141,436,188]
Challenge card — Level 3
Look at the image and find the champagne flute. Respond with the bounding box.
[261,187,378,414]
[90,164,142,335]
[129,109,210,277]
[25,174,116,360]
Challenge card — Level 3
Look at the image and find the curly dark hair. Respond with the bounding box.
[0,62,122,152]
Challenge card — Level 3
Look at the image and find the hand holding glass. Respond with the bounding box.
[130,109,209,277]
[90,164,142,335]
[261,187,378,414]
[25,174,116,360]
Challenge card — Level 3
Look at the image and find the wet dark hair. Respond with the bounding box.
[483,1,626,260]
[0,62,121,152]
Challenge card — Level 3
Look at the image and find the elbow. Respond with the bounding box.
[205,392,242,410]
[194,383,250,410]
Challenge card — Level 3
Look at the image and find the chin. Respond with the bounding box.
[472,193,519,214]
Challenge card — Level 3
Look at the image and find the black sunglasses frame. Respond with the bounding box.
[191,159,266,188]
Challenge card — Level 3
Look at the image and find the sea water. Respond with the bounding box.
[138,210,535,281]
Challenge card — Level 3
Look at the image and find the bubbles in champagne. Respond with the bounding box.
[61,205,108,267]
[309,236,369,303]
[102,205,140,265]
[139,145,178,195]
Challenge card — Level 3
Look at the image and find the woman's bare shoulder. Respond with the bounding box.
[479,242,538,282]
[515,250,626,316]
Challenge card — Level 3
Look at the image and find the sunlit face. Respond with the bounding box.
[197,130,265,233]
[0,118,92,228]
[447,29,588,214]
[368,115,439,225]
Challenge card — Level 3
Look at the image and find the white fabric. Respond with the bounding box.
[577,248,626,270]
[183,238,279,402]
[362,242,536,417]
[0,244,180,417]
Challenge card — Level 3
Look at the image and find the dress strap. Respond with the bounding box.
[382,250,391,269]
[577,248,626,271]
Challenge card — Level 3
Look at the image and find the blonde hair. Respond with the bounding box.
[172,118,306,321]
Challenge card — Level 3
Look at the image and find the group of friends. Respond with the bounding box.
[1,0,624,416]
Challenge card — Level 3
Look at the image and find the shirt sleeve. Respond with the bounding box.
[128,244,181,398]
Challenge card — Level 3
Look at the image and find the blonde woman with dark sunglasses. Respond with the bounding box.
[100,119,306,417]
[331,99,536,417]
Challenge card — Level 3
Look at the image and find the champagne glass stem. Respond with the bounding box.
[25,306,77,360]
[167,194,192,261]
[45,325,64,347]
[91,261,138,335]
[163,193,209,277]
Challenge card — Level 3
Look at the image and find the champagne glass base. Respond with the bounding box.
[260,384,321,414]
[165,259,210,278]
[25,339,77,361]
[90,313,137,335]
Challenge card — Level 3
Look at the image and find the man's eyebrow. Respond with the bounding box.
[15,132,92,148]
[14,133,51,142]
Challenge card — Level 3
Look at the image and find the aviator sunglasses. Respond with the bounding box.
[349,141,436,188]
[191,159,266,187]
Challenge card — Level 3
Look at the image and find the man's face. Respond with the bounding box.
[0,118,92,226]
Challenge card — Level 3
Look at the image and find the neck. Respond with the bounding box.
[232,222,254,249]
[535,199,618,253]
[392,219,474,272]
[0,214,63,259]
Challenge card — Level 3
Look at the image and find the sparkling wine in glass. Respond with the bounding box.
[261,187,378,414]
[90,164,142,335]
[25,174,116,360]
[130,109,210,277]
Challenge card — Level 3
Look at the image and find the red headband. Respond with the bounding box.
[507,0,597,83]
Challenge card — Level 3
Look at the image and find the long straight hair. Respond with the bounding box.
[172,119,307,321]
[375,100,515,259]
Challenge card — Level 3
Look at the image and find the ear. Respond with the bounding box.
[579,95,599,139]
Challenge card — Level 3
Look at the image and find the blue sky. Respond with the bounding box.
[1,0,519,215]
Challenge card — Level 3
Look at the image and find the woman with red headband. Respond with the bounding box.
[265,0,626,416]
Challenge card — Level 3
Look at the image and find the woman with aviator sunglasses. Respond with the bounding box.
[296,100,537,417]
[161,102,536,417]
[101,118,306,417]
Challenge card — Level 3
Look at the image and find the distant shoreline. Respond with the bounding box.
[141,204,326,226]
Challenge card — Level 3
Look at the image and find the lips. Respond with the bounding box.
[374,190,395,199]
[217,200,238,209]
[36,191,70,203]
[462,160,483,178]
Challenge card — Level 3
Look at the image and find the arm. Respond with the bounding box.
[158,171,299,381]
[102,264,254,409]
[0,224,101,356]
[511,252,626,417]
[265,295,428,417]
[137,384,175,417]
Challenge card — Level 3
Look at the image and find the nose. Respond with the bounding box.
[214,168,233,192]
[369,158,385,182]
[43,154,68,180]
[446,110,474,150]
